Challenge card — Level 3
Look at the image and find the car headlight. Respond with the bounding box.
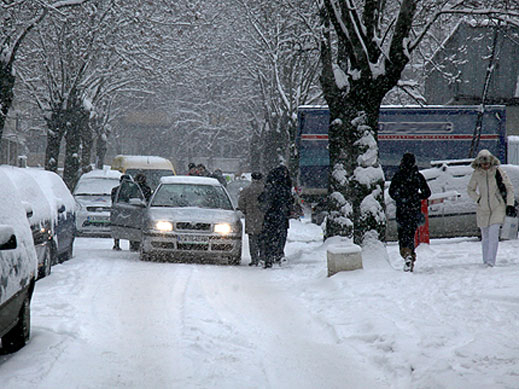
[155,221,173,232]
[214,223,232,235]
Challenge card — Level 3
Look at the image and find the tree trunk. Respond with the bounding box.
[249,120,262,172]
[63,123,81,190]
[0,62,15,141]
[95,132,107,169]
[325,90,386,245]
[44,111,68,172]
[80,122,93,172]
[318,0,418,245]
[262,113,290,173]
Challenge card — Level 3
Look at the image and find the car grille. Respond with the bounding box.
[177,243,209,251]
[82,220,110,227]
[86,206,111,212]
[175,222,211,231]
[150,238,236,252]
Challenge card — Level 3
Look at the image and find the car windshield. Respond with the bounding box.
[151,183,233,210]
[125,169,174,190]
[74,178,119,196]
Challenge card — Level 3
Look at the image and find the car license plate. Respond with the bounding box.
[177,235,209,244]
[87,216,109,223]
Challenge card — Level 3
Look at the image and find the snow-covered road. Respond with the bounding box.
[0,236,384,389]
[2,219,519,389]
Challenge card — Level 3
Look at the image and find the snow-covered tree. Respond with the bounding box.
[0,0,90,142]
[236,0,323,175]
[317,0,519,245]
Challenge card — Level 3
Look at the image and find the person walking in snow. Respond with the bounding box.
[259,165,293,268]
[467,149,515,267]
[238,172,265,266]
[389,153,431,272]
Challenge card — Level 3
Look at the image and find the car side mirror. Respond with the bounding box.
[129,198,146,207]
[0,225,17,250]
[22,201,33,219]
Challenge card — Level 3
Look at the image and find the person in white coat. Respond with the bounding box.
[467,149,515,267]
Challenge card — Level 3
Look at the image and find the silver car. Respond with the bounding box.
[111,176,242,264]
[74,169,121,237]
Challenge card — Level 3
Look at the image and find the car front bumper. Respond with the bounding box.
[141,231,242,262]
[75,211,112,236]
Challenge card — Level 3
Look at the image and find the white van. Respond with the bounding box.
[111,155,176,190]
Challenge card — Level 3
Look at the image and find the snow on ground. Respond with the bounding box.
[1,219,518,389]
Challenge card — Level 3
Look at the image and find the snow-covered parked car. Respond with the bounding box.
[1,166,54,279]
[74,169,121,237]
[385,161,519,240]
[25,169,77,263]
[110,175,242,264]
[0,169,38,354]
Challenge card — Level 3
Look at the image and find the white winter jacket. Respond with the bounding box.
[467,150,514,228]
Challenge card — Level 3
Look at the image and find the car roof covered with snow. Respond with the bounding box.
[111,155,175,172]
[0,166,53,226]
[78,168,122,180]
[74,169,122,196]
[160,175,221,186]
[24,168,77,216]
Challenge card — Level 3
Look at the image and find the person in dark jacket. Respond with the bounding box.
[134,173,152,202]
[211,168,227,187]
[259,165,293,268]
[110,174,132,250]
[238,172,265,266]
[389,153,431,272]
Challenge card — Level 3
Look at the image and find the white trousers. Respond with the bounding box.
[480,224,501,266]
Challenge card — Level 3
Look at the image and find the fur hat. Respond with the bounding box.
[471,149,499,169]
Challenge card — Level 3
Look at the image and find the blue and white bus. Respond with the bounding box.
[296,105,507,199]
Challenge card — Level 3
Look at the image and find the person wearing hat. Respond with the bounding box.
[187,163,197,175]
[238,172,265,266]
[134,173,152,202]
[467,149,515,267]
[389,153,431,272]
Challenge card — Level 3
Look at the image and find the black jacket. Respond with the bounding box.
[389,165,431,214]
[260,166,293,230]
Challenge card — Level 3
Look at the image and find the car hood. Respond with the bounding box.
[75,195,112,207]
[147,206,239,223]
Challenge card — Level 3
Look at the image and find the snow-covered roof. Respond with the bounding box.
[111,155,174,171]
[79,168,122,180]
[24,168,77,215]
[160,175,221,186]
[0,166,53,226]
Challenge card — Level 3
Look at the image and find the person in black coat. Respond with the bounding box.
[134,173,152,202]
[389,153,431,272]
[110,174,132,250]
[259,165,293,268]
